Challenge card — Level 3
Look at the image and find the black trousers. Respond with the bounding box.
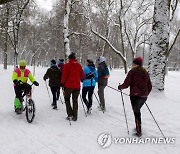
[130,96,147,134]
[14,83,31,100]
[64,88,80,118]
[56,86,61,100]
[50,86,59,106]
[82,86,95,110]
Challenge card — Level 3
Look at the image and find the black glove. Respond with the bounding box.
[13,79,20,86]
[43,77,47,81]
[118,84,121,90]
[33,81,39,86]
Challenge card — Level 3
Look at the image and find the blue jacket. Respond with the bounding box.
[82,65,98,87]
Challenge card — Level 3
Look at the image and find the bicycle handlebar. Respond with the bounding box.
[18,80,34,87]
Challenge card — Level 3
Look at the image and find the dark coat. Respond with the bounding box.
[43,66,61,87]
[119,66,152,96]
[61,59,84,89]
[98,62,108,86]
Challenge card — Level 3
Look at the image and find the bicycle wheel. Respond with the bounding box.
[25,99,35,123]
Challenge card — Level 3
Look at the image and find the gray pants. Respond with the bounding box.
[98,85,106,109]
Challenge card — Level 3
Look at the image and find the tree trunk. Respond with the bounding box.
[3,4,9,69]
[148,0,170,91]
[0,0,14,5]
[64,0,72,59]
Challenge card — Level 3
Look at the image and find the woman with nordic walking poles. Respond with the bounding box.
[81,59,98,114]
[43,59,62,109]
[118,56,152,137]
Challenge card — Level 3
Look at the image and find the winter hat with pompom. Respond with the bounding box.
[133,56,143,66]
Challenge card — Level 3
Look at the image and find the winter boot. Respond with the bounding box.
[14,97,22,113]
[52,105,57,109]
[66,116,73,120]
[72,117,77,121]
[87,107,92,114]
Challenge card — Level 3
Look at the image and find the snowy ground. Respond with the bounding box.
[0,65,179,154]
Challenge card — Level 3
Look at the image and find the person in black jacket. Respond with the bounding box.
[43,59,61,109]
[97,56,109,112]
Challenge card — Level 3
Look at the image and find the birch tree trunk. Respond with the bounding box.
[64,0,72,59]
[148,0,171,91]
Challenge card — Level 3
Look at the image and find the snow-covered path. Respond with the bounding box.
[0,66,179,154]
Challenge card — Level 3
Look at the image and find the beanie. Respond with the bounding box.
[87,59,94,64]
[51,59,56,64]
[58,59,64,64]
[50,59,56,67]
[68,52,76,59]
[133,56,143,66]
[18,60,27,66]
[97,56,106,63]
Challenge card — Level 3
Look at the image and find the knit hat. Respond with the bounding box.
[87,59,94,64]
[51,59,56,64]
[58,59,64,64]
[68,52,76,59]
[97,56,106,63]
[18,60,27,66]
[133,56,143,66]
[59,59,64,62]
[50,59,56,67]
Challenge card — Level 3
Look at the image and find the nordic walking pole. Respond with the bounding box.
[59,95,64,104]
[80,94,87,117]
[107,85,129,134]
[68,118,72,126]
[93,92,104,113]
[120,90,129,135]
[107,85,129,96]
[45,81,51,103]
[145,102,166,139]
[93,92,100,105]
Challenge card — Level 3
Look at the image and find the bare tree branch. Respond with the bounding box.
[167,28,180,56]
[91,28,126,62]
[0,0,14,5]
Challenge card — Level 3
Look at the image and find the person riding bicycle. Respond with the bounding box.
[12,60,39,114]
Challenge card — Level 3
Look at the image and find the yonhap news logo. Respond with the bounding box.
[97,133,112,148]
[97,133,175,148]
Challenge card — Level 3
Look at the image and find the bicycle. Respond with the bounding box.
[16,82,36,123]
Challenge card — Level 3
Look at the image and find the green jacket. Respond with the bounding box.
[12,68,35,84]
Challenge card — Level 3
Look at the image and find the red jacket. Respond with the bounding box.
[119,66,152,96]
[61,59,84,89]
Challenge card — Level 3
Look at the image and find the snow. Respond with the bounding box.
[0,66,180,154]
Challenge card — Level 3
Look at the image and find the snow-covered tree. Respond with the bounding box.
[64,0,72,58]
[148,0,178,91]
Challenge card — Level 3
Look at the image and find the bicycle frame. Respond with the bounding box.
[21,84,33,110]
[19,82,35,123]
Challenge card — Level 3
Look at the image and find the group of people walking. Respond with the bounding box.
[11,52,152,137]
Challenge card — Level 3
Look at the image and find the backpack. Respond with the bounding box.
[103,66,110,78]
[85,72,95,79]
[85,66,95,79]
